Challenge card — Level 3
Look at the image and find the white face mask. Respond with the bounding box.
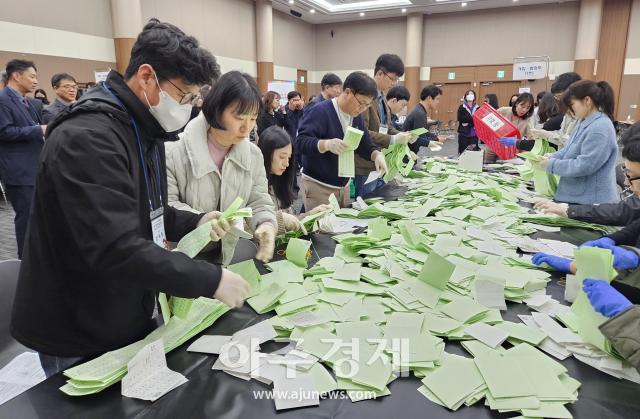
[143,73,193,133]
[466,94,475,102]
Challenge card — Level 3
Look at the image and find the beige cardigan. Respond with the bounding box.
[498,107,532,139]
[165,113,276,265]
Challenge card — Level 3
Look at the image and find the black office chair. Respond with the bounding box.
[0,259,28,368]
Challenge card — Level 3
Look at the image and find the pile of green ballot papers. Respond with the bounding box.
[60,298,229,396]
[219,159,595,413]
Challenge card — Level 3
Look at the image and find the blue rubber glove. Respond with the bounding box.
[610,246,640,270]
[499,137,517,147]
[532,252,572,273]
[581,237,615,250]
[583,278,632,317]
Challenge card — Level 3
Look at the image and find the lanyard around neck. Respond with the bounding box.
[101,83,163,212]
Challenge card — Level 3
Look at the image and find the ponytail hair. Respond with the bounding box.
[561,80,615,122]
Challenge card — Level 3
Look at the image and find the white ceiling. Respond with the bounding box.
[271,0,577,24]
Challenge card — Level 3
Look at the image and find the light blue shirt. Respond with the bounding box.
[547,111,618,205]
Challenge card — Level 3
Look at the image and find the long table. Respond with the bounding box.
[2,185,639,419]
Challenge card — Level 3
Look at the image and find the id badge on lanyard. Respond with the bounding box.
[150,207,168,250]
[378,124,389,135]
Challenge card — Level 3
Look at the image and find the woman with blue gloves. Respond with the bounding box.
[531,80,618,205]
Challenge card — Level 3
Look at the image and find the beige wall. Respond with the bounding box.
[141,0,257,63]
[314,17,406,72]
[422,3,580,67]
[273,10,315,71]
[627,0,640,58]
[0,0,113,38]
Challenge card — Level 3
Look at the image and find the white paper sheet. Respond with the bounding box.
[0,352,46,406]
[186,335,233,355]
[121,340,187,402]
[458,150,484,172]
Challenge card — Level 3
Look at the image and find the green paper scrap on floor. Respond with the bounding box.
[63,157,628,417]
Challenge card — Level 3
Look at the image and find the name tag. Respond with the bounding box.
[378,125,389,135]
[150,207,168,250]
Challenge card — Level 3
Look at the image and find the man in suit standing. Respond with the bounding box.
[0,59,45,258]
[43,73,77,124]
[354,54,417,198]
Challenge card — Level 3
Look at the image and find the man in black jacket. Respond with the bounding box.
[535,122,640,226]
[11,19,250,378]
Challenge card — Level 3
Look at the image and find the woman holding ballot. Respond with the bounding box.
[166,71,277,264]
[532,80,618,205]
[296,71,388,209]
[257,125,332,234]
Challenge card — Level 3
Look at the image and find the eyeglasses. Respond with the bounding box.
[383,71,399,85]
[350,93,372,110]
[58,83,78,90]
[623,168,640,183]
[161,76,201,106]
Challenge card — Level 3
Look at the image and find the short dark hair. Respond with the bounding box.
[374,53,404,77]
[420,85,442,101]
[535,91,546,105]
[343,71,377,98]
[125,19,220,86]
[537,92,560,123]
[621,122,640,163]
[51,73,76,89]
[561,79,615,122]
[512,93,535,119]
[321,73,342,89]
[386,85,410,101]
[287,91,301,101]
[484,94,499,109]
[551,72,582,94]
[257,126,295,209]
[202,71,261,130]
[5,59,36,79]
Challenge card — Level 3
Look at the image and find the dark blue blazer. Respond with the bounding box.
[0,87,44,185]
[296,98,377,188]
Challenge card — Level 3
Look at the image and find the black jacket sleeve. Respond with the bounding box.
[569,197,640,227]
[516,139,535,151]
[48,124,221,299]
[607,217,640,247]
[543,114,564,131]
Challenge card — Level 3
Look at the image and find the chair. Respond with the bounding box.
[0,259,28,367]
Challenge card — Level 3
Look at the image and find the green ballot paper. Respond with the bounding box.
[286,238,312,268]
[409,127,428,136]
[338,126,364,178]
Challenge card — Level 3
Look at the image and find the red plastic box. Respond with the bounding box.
[472,103,520,160]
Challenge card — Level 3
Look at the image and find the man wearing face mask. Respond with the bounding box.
[11,19,251,378]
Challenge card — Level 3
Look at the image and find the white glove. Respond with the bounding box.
[535,201,568,217]
[323,138,348,155]
[214,268,250,308]
[408,150,418,161]
[281,212,305,233]
[198,211,232,242]
[254,222,276,262]
[392,132,412,145]
[373,151,388,177]
[307,204,332,215]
